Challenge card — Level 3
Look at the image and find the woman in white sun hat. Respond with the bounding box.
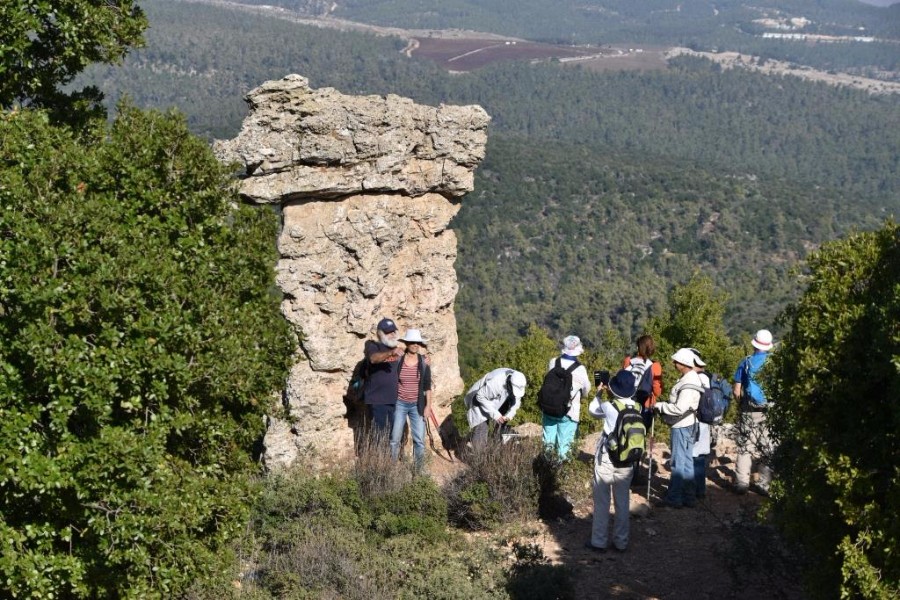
[390,329,432,471]
[732,329,775,495]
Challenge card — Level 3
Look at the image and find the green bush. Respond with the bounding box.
[505,542,574,600]
[447,438,542,530]
[767,221,900,599]
[371,476,449,541]
[0,107,293,597]
[215,467,509,600]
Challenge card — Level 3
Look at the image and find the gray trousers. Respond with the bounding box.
[736,410,773,490]
[591,450,634,550]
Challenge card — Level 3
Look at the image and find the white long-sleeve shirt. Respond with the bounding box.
[546,356,591,422]
[656,369,702,428]
[465,368,524,428]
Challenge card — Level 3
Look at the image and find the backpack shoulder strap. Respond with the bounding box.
[679,384,706,395]
[565,360,580,373]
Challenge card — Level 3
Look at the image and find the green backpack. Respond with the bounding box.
[606,399,647,467]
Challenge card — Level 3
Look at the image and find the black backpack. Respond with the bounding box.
[342,357,369,418]
[538,358,578,417]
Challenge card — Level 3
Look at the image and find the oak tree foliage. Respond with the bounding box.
[0,106,293,597]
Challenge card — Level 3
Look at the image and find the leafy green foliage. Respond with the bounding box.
[0,0,147,121]
[505,542,574,600]
[767,221,900,599]
[0,107,293,598]
[214,467,511,600]
[649,273,745,387]
[446,438,542,530]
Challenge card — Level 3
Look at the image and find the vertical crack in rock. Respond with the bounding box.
[214,75,490,468]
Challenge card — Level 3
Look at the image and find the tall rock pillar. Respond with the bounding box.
[214,75,490,467]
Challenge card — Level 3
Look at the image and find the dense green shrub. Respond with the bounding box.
[505,542,574,600]
[767,221,900,599]
[371,476,449,541]
[446,438,542,530]
[0,107,293,597]
[217,467,509,600]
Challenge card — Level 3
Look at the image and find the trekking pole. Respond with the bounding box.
[647,416,655,502]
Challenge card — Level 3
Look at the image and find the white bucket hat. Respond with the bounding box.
[687,347,706,368]
[751,329,774,351]
[672,348,698,367]
[561,335,584,357]
[399,328,428,346]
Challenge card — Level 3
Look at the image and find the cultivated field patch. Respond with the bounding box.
[410,37,605,71]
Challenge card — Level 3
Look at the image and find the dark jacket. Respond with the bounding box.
[363,340,400,406]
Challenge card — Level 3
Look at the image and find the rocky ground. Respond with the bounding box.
[429,428,807,600]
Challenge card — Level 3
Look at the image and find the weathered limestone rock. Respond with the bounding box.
[215,74,489,203]
[215,75,489,468]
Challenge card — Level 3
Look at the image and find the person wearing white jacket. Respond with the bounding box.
[542,335,592,460]
[586,369,639,552]
[654,348,704,508]
[465,368,527,446]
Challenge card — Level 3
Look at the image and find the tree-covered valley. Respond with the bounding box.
[78,0,900,366]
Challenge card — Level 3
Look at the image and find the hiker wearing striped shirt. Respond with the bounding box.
[390,329,433,471]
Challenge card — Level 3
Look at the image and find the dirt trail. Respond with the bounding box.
[427,432,805,600]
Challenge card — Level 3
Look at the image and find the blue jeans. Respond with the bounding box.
[369,404,395,442]
[692,454,708,498]
[542,414,578,460]
[666,425,696,506]
[391,400,425,469]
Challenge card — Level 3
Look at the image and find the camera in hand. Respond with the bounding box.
[593,370,610,386]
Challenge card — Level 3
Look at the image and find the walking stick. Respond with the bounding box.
[647,416,655,502]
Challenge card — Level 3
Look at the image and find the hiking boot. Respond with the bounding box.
[584,541,607,553]
[655,499,683,509]
[751,484,770,497]
[734,485,749,495]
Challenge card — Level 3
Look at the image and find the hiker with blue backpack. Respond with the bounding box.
[732,329,775,495]
[539,335,591,461]
[586,369,643,552]
[654,348,704,508]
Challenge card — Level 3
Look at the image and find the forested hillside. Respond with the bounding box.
[78,0,900,364]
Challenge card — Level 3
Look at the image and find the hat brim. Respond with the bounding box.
[400,338,427,346]
[751,340,773,351]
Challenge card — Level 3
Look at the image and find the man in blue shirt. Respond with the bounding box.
[732,329,775,495]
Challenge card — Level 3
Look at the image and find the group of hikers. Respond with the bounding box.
[355,317,776,552]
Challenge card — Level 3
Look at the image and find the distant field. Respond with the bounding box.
[410,38,669,72]
[410,38,602,71]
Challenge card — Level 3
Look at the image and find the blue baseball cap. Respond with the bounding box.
[377,318,397,333]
